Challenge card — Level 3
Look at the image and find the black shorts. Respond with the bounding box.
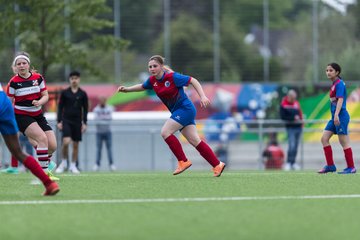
[62,120,82,141]
[15,113,52,134]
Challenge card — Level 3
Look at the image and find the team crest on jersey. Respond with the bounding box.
[32,80,39,86]
[165,81,170,87]
[331,86,335,91]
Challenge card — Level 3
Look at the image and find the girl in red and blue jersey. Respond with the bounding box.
[0,83,59,195]
[118,55,225,177]
[318,63,356,174]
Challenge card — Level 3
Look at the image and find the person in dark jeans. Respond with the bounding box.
[93,96,115,171]
[280,89,303,171]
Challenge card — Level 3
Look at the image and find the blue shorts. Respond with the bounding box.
[170,102,196,127]
[325,110,349,135]
[0,92,19,135]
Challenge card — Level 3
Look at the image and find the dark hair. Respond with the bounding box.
[327,63,341,77]
[69,70,80,77]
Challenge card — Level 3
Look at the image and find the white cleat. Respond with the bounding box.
[93,164,100,172]
[55,161,67,173]
[69,166,80,174]
[110,164,117,171]
[283,163,292,171]
[292,163,301,171]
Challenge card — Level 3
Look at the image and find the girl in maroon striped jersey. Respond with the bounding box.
[6,52,59,180]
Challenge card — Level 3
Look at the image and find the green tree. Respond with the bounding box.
[152,6,281,82]
[221,0,296,31]
[279,1,360,83]
[301,4,359,83]
[219,17,260,82]
[0,0,128,81]
[348,1,360,39]
[117,0,161,52]
[153,13,213,81]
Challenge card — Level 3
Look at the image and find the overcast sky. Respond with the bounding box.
[321,0,357,15]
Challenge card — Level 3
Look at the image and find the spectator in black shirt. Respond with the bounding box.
[56,71,88,174]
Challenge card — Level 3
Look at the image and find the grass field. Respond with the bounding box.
[1,170,360,240]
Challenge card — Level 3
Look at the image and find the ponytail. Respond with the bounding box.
[163,65,174,73]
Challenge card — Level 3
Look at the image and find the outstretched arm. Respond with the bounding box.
[117,84,145,93]
[189,77,210,108]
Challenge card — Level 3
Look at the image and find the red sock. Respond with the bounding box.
[195,141,220,167]
[164,135,187,162]
[344,148,355,168]
[323,145,334,166]
[36,147,49,169]
[11,155,18,168]
[23,156,52,186]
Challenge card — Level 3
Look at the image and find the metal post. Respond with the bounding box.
[213,0,220,82]
[164,0,171,65]
[258,120,264,170]
[0,137,4,167]
[55,124,62,165]
[263,0,270,82]
[300,130,304,170]
[312,0,319,83]
[150,130,156,170]
[64,0,71,80]
[83,131,88,172]
[114,0,121,84]
[14,3,20,53]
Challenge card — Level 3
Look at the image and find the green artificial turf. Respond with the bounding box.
[0,171,359,240]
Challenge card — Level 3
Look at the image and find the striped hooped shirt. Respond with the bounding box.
[7,72,47,116]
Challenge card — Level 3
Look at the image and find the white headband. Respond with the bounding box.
[13,55,30,66]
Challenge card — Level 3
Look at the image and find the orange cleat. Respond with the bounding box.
[173,160,192,175]
[43,181,60,196]
[212,162,226,177]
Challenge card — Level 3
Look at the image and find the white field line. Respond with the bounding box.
[1,194,360,206]
[58,172,313,177]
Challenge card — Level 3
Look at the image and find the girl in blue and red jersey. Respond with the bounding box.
[6,52,59,180]
[318,63,356,174]
[118,55,225,177]
[0,83,59,195]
